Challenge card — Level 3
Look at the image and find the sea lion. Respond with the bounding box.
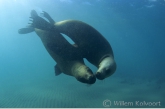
[56,20,117,80]
[18,10,96,84]
[41,12,117,80]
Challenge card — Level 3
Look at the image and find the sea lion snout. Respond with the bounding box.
[96,57,116,80]
[75,67,96,84]
[77,74,96,84]
[96,69,111,80]
[87,74,96,84]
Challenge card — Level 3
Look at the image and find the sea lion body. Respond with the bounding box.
[35,28,95,84]
[54,20,117,80]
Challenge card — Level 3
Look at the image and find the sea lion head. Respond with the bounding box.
[96,56,116,80]
[73,64,96,84]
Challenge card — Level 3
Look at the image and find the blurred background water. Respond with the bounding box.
[0,0,165,108]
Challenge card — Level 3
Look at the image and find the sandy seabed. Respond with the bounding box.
[0,75,164,108]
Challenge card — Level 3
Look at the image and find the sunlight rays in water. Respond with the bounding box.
[0,0,31,10]
[0,0,17,5]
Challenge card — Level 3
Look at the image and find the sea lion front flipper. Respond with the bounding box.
[54,64,62,76]
[72,44,78,48]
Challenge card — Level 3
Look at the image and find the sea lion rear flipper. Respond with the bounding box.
[18,10,45,34]
[30,10,55,31]
[18,26,34,34]
[41,11,55,24]
[54,64,62,76]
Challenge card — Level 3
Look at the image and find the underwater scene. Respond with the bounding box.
[0,0,165,108]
